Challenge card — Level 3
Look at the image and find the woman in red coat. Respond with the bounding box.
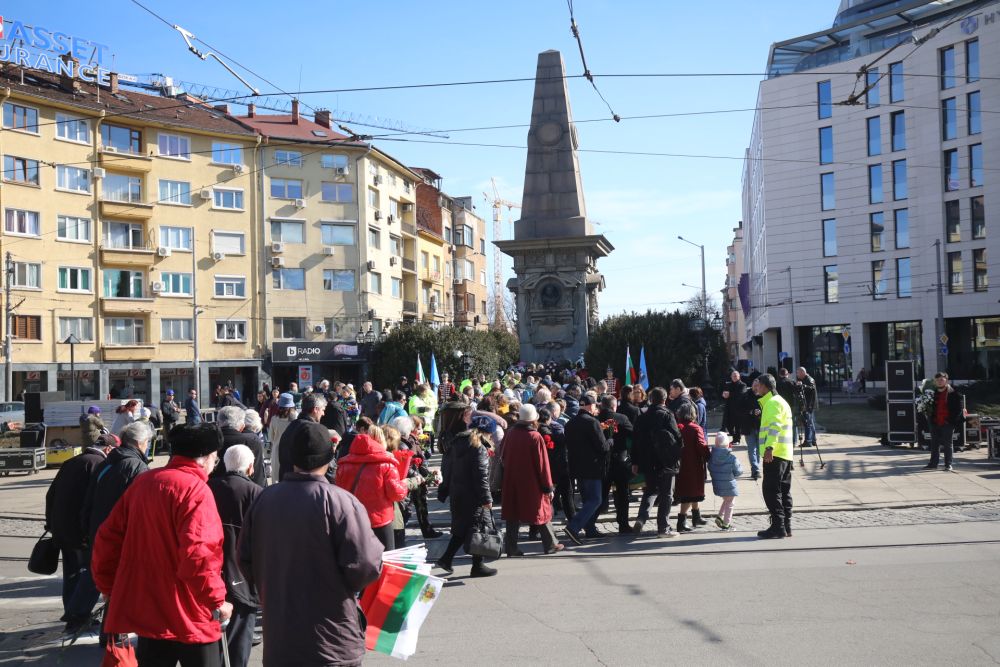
[334,430,409,550]
[500,404,565,556]
[674,401,710,533]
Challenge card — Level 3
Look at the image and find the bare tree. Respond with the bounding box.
[488,287,517,332]
[684,293,722,321]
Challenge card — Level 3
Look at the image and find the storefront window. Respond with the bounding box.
[972,317,1000,380]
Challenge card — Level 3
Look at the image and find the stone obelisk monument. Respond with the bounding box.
[496,50,613,363]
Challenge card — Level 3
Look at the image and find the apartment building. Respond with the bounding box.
[723,221,747,368]
[237,103,420,386]
[450,196,490,330]
[0,64,261,402]
[742,0,997,384]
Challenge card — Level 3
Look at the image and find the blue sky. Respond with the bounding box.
[7,0,836,316]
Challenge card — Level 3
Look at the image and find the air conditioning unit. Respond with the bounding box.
[401,203,414,213]
[271,242,285,254]
[313,324,327,334]
[389,256,398,266]
[374,210,382,221]
[200,189,213,201]
[92,167,106,179]
[373,175,383,185]
[231,164,245,175]
[322,246,336,256]
[387,215,395,224]
[294,198,307,209]
[157,246,171,257]
[336,166,349,176]
[366,260,376,270]
[103,146,118,153]
[150,281,164,293]
[212,251,226,262]
[272,256,286,268]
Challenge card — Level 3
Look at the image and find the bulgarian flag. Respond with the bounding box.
[625,346,638,384]
[415,355,426,385]
[361,562,444,660]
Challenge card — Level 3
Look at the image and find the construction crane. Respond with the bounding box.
[484,178,520,331]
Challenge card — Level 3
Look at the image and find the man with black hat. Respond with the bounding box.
[161,389,180,450]
[92,424,231,665]
[239,421,383,667]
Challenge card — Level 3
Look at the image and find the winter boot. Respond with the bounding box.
[691,509,707,527]
[676,514,692,533]
[784,520,792,537]
[756,518,787,539]
[470,562,498,578]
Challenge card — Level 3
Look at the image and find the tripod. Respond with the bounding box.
[798,414,825,469]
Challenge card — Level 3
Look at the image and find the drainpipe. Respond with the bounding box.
[354,143,372,332]
[92,110,106,396]
[254,135,267,377]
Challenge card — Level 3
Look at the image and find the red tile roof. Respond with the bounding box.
[237,113,354,144]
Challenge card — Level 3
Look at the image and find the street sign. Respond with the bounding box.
[940,345,949,356]
[842,329,850,340]
[939,334,949,345]
[844,342,851,354]
[779,352,789,361]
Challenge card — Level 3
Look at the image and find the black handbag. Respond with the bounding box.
[28,531,59,575]
[465,508,504,560]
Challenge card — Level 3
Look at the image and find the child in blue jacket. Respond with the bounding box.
[708,431,744,530]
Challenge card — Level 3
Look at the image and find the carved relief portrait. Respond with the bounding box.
[540,281,562,308]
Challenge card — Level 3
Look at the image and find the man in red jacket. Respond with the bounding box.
[92,423,232,666]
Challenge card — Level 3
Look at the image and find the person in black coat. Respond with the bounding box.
[563,394,611,543]
[278,394,327,481]
[631,387,683,537]
[617,385,640,427]
[160,390,181,451]
[740,379,764,480]
[721,370,746,441]
[320,397,349,437]
[208,444,262,667]
[924,372,965,471]
[598,395,635,535]
[538,408,574,522]
[434,407,497,578]
[45,434,118,626]
[213,406,265,486]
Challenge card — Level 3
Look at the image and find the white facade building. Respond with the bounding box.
[743,0,998,386]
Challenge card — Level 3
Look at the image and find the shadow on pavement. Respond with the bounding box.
[0,577,61,600]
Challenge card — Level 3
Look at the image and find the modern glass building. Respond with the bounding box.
[742,0,997,385]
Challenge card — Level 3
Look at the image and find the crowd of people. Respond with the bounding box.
[42,363,805,666]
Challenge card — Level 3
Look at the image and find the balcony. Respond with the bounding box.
[102,344,156,362]
[400,221,417,237]
[422,308,444,321]
[100,199,154,220]
[422,269,441,284]
[99,244,156,267]
[100,297,155,314]
[402,257,416,273]
[403,300,418,314]
[99,149,153,173]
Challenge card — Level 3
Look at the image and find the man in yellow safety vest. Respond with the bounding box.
[753,373,794,539]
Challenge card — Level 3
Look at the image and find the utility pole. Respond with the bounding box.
[786,266,795,368]
[191,231,202,401]
[934,239,946,373]
[4,252,13,402]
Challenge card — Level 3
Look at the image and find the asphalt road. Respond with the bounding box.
[2,518,998,666]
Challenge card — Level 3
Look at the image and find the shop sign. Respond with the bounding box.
[298,365,313,386]
[272,342,366,363]
[0,15,113,84]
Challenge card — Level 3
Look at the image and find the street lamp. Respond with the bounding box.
[678,235,707,319]
[62,333,81,400]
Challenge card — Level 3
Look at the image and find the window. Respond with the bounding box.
[103,269,144,299]
[944,149,960,191]
[974,248,988,292]
[820,173,835,211]
[159,180,191,205]
[972,196,985,240]
[456,224,474,248]
[321,154,349,170]
[104,318,145,345]
[872,260,887,300]
[948,252,963,294]
[970,144,982,188]
[274,150,302,167]
[868,165,883,204]
[214,276,246,298]
[56,114,89,143]
[3,103,38,133]
[421,285,430,305]
[12,315,41,340]
[866,117,881,156]
[4,156,39,185]
[103,174,142,203]
[966,39,979,83]
[323,269,355,291]
[482,300,488,315]
[889,61,904,102]
[212,142,243,165]
[420,251,428,269]
[273,318,306,339]
[59,317,93,342]
[270,178,303,199]
[389,235,401,256]
[321,222,355,245]
[368,162,379,178]
[866,68,880,108]
[58,215,91,242]
[5,209,40,236]
[160,226,192,250]
[391,277,402,298]
[897,258,911,298]
[444,226,452,244]
[480,238,486,254]
[368,188,379,209]
[817,80,832,119]
[161,319,193,342]
[321,182,353,202]
[160,272,192,296]
[215,321,247,342]
[968,91,981,135]
[58,267,91,292]
[11,262,40,288]
[824,265,838,303]
[480,270,487,286]
[869,213,884,252]
[940,46,955,89]
[818,127,833,164]
[946,200,961,243]
[57,166,90,193]
[890,111,905,151]
[368,227,381,249]
[895,209,910,249]
[212,231,245,255]
[892,160,907,200]
[213,188,244,210]
[942,98,957,141]
[370,272,382,294]
[270,220,305,243]
[101,124,141,154]
[273,268,305,290]
[103,221,144,250]
[432,256,440,273]
[157,134,190,160]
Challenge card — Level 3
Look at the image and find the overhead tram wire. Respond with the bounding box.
[567,0,620,122]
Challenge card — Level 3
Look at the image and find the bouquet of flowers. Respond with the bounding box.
[915,379,936,416]
[600,419,618,439]
[542,434,555,450]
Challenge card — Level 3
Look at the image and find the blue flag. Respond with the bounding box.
[429,352,440,387]
[638,346,650,390]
